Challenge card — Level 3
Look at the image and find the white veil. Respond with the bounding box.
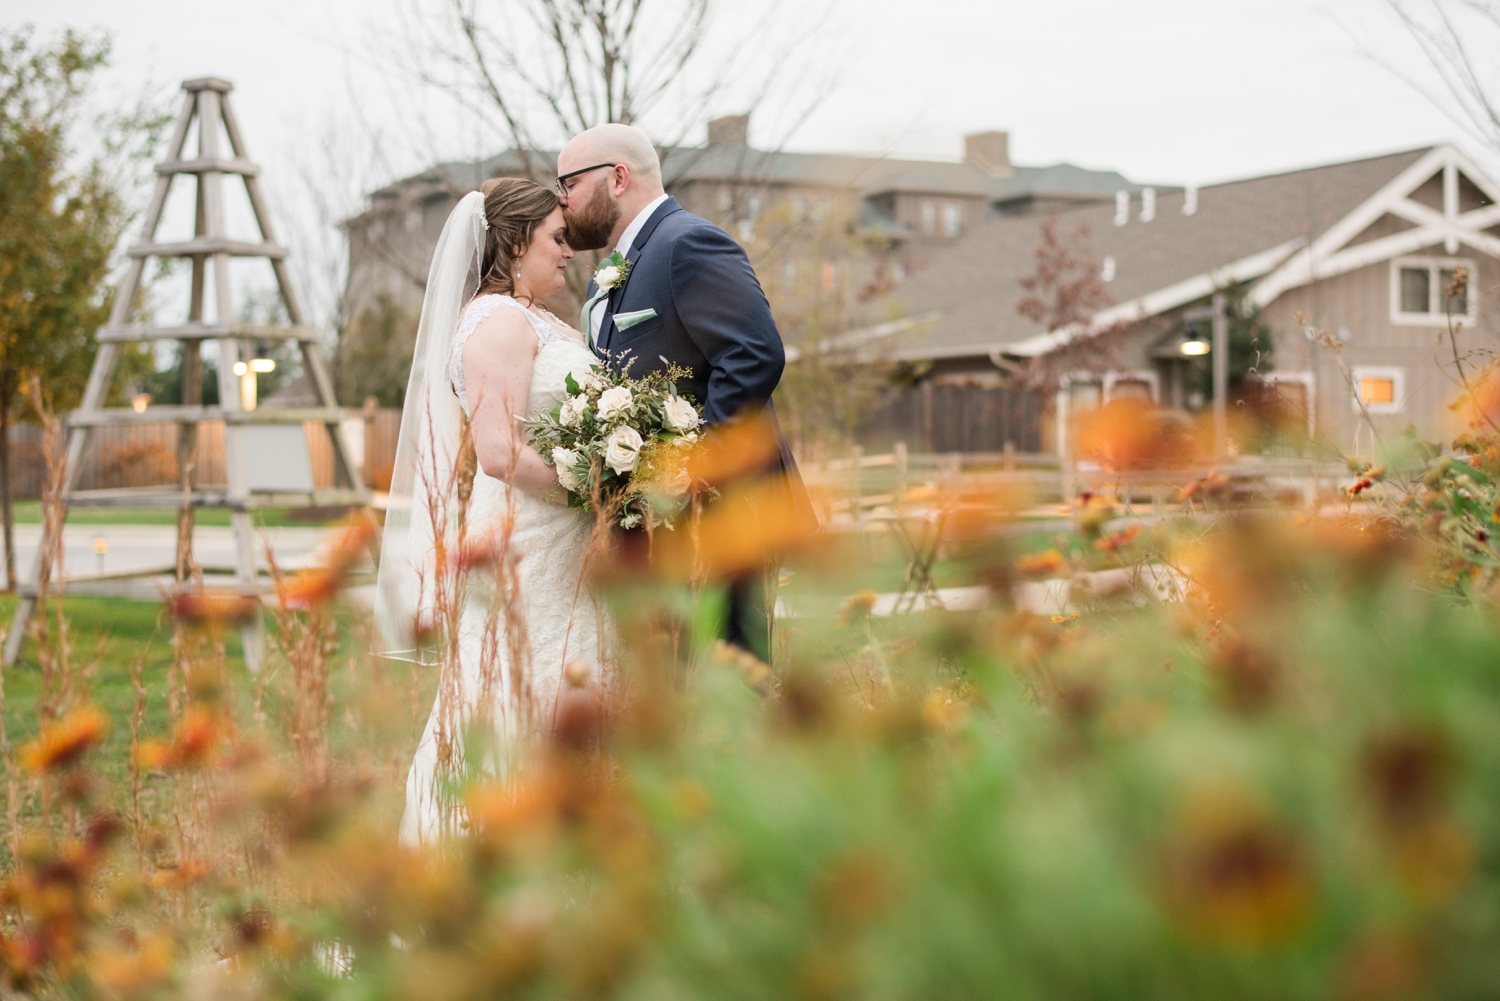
[373,191,487,660]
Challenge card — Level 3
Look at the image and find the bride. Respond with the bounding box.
[373,178,606,846]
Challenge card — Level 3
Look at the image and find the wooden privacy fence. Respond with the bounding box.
[5,407,405,501]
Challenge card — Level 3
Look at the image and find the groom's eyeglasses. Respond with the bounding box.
[555,162,617,197]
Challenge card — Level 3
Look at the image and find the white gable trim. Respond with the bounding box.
[1249,144,1500,308]
[1002,237,1305,358]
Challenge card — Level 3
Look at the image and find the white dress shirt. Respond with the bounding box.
[589,193,670,344]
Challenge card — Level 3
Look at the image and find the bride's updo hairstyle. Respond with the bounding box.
[476,177,560,304]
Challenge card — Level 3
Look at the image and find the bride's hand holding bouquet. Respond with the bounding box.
[527,359,705,529]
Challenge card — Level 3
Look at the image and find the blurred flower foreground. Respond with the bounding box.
[5,403,1500,1001]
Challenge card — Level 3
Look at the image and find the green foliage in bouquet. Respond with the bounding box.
[527,360,703,529]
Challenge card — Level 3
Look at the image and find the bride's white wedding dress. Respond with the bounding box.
[399,294,605,846]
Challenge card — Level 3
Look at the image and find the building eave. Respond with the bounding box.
[1003,236,1307,358]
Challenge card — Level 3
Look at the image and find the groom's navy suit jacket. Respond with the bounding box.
[589,196,815,530]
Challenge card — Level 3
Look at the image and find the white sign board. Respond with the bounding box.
[241,425,316,492]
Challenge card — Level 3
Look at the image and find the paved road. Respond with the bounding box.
[6,523,346,600]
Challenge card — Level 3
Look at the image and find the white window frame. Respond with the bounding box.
[1103,369,1160,403]
[1056,370,1160,461]
[942,202,963,238]
[1390,256,1478,326]
[1351,365,1405,415]
[920,200,938,237]
[1260,371,1316,437]
[1056,371,1102,462]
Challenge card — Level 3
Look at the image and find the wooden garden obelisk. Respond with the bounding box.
[2,77,369,670]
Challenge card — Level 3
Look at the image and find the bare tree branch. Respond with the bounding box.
[1369,0,1500,153]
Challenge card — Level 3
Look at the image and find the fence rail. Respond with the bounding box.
[799,444,1351,524]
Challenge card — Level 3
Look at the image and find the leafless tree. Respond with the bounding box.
[366,0,844,176]
[1372,1,1500,155]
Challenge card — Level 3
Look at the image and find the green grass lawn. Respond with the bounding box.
[8,501,354,528]
[0,594,398,786]
[0,595,231,759]
[0,523,1084,801]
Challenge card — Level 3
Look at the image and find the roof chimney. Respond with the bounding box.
[964,130,1013,178]
[707,114,749,147]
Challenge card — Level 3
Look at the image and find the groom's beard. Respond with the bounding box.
[564,183,620,252]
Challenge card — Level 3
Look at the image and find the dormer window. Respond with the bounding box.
[920,199,963,238]
[943,203,962,237]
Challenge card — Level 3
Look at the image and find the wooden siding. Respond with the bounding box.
[1260,246,1500,451]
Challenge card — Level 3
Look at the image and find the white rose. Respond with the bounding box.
[552,446,582,491]
[579,371,605,393]
[665,466,692,496]
[558,395,586,427]
[605,426,644,475]
[662,396,700,431]
[596,386,634,421]
[595,265,622,289]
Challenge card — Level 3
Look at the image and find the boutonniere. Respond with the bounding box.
[594,251,631,291]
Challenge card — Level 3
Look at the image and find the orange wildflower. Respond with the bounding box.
[88,934,173,995]
[20,705,108,772]
[653,476,816,580]
[467,773,563,840]
[1158,783,1312,946]
[921,686,968,732]
[149,859,210,890]
[1075,398,1197,470]
[276,512,380,607]
[165,589,260,626]
[835,589,879,627]
[1094,522,1142,553]
[1016,548,1065,578]
[682,408,782,487]
[137,706,221,770]
[324,512,378,570]
[172,705,221,767]
[275,567,340,610]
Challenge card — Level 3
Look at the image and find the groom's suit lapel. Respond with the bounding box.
[599,197,681,355]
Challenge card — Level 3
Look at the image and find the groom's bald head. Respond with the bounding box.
[557,124,665,250]
[560,124,663,193]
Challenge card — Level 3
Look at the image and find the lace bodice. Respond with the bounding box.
[451,294,597,419]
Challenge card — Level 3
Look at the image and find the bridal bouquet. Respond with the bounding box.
[527,361,704,529]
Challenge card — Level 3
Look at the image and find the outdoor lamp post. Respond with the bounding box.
[233,347,276,411]
[1179,330,1211,356]
[1181,293,1230,458]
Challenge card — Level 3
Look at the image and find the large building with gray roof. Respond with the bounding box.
[863,144,1500,459]
[335,118,1143,408]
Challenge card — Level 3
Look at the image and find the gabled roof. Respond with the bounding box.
[878,146,1445,360]
[367,150,540,202]
[659,143,1140,201]
[362,144,1143,208]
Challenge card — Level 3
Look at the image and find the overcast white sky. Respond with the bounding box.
[4,0,1487,183]
[3,0,1492,328]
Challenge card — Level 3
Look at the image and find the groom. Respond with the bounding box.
[556,123,814,662]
